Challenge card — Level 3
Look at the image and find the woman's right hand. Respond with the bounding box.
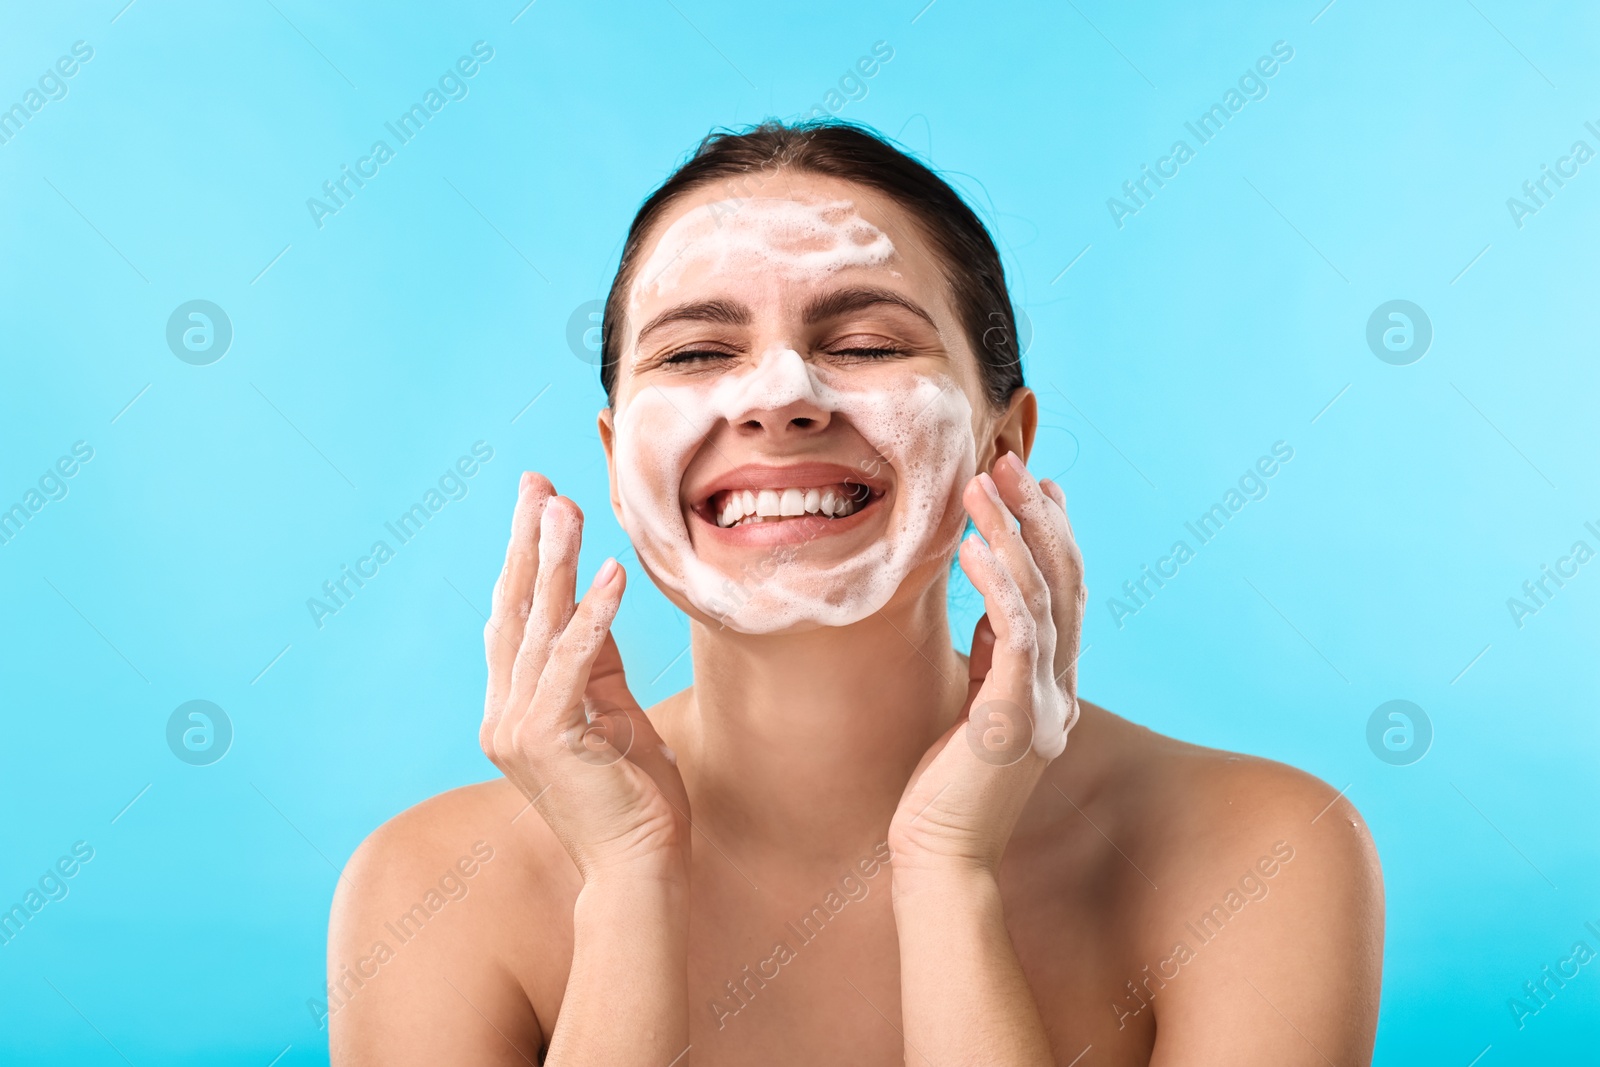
[481,471,691,884]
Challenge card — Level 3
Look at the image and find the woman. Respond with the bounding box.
[328,121,1383,1065]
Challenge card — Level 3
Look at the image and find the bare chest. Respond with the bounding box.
[670,865,1159,1067]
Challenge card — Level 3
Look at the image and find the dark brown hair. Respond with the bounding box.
[600,119,1023,408]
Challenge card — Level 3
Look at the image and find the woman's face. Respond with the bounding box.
[599,170,1021,634]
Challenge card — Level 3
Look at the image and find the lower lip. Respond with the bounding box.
[690,494,883,546]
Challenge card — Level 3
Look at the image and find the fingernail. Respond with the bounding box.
[591,558,619,589]
[1001,451,1028,478]
[519,471,534,494]
[977,471,1003,506]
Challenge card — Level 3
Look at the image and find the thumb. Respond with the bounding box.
[586,630,633,710]
[584,632,691,824]
[965,614,995,715]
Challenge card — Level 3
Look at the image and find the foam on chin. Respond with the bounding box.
[613,349,975,633]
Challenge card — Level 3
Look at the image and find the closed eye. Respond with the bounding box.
[830,345,905,359]
[660,348,737,365]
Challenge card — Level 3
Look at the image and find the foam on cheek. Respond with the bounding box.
[611,350,976,633]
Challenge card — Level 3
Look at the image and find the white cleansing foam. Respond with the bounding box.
[612,193,1069,755]
[614,196,976,632]
[613,347,974,633]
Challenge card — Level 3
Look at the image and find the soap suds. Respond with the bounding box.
[613,347,975,633]
[630,198,895,324]
[612,195,976,633]
[612,192,1070,752]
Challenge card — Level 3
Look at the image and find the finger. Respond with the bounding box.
[1039,477,1074,538]
[505,559,636,819]
[503,497,584,737]
[587,630,634,709]
[485,473,554,729]
[963,472,1054,661]
[964,615,995,714]
[528,558,627,738]
[957,533,1037,698]
[580,628,688,802]
[992,454,1083,686]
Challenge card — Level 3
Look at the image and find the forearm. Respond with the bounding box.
[893,866,1055,1067]
[545,873,689,1065]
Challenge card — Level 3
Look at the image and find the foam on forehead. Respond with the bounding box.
[628,197,896,328]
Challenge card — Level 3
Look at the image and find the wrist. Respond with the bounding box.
[576,867,690,931]
[889,855,1002,906]
[581,858,687,894]
[580,845,688,886]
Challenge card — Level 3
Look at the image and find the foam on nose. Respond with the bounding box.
[611,196,977,633]
[723,346,825,422]
[613,358,976,634]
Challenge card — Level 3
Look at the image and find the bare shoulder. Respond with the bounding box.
[327,778,577,1066]
[1040,700,1381,877]
[333,778,554,928]
[1129,712,1377,883]
[1044,702,1385,1062]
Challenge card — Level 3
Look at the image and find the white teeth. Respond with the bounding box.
[711,484,873,527]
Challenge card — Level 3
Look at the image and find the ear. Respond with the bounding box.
[977,386,1037,474]
[597,407,622,518]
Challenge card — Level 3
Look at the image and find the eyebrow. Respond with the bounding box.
[634,286,938,347]
[803,286,937,330]
[636,299,750,345]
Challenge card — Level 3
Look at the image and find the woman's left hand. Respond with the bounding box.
[887,450,1085,879]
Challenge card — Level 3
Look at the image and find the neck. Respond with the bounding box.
[663,572,968,871]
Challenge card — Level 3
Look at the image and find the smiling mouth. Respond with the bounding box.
[706,482,879,529]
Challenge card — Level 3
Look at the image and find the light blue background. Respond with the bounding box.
[2,0,1596,1062]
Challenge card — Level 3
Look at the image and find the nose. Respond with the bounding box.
[728,347,832,438]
